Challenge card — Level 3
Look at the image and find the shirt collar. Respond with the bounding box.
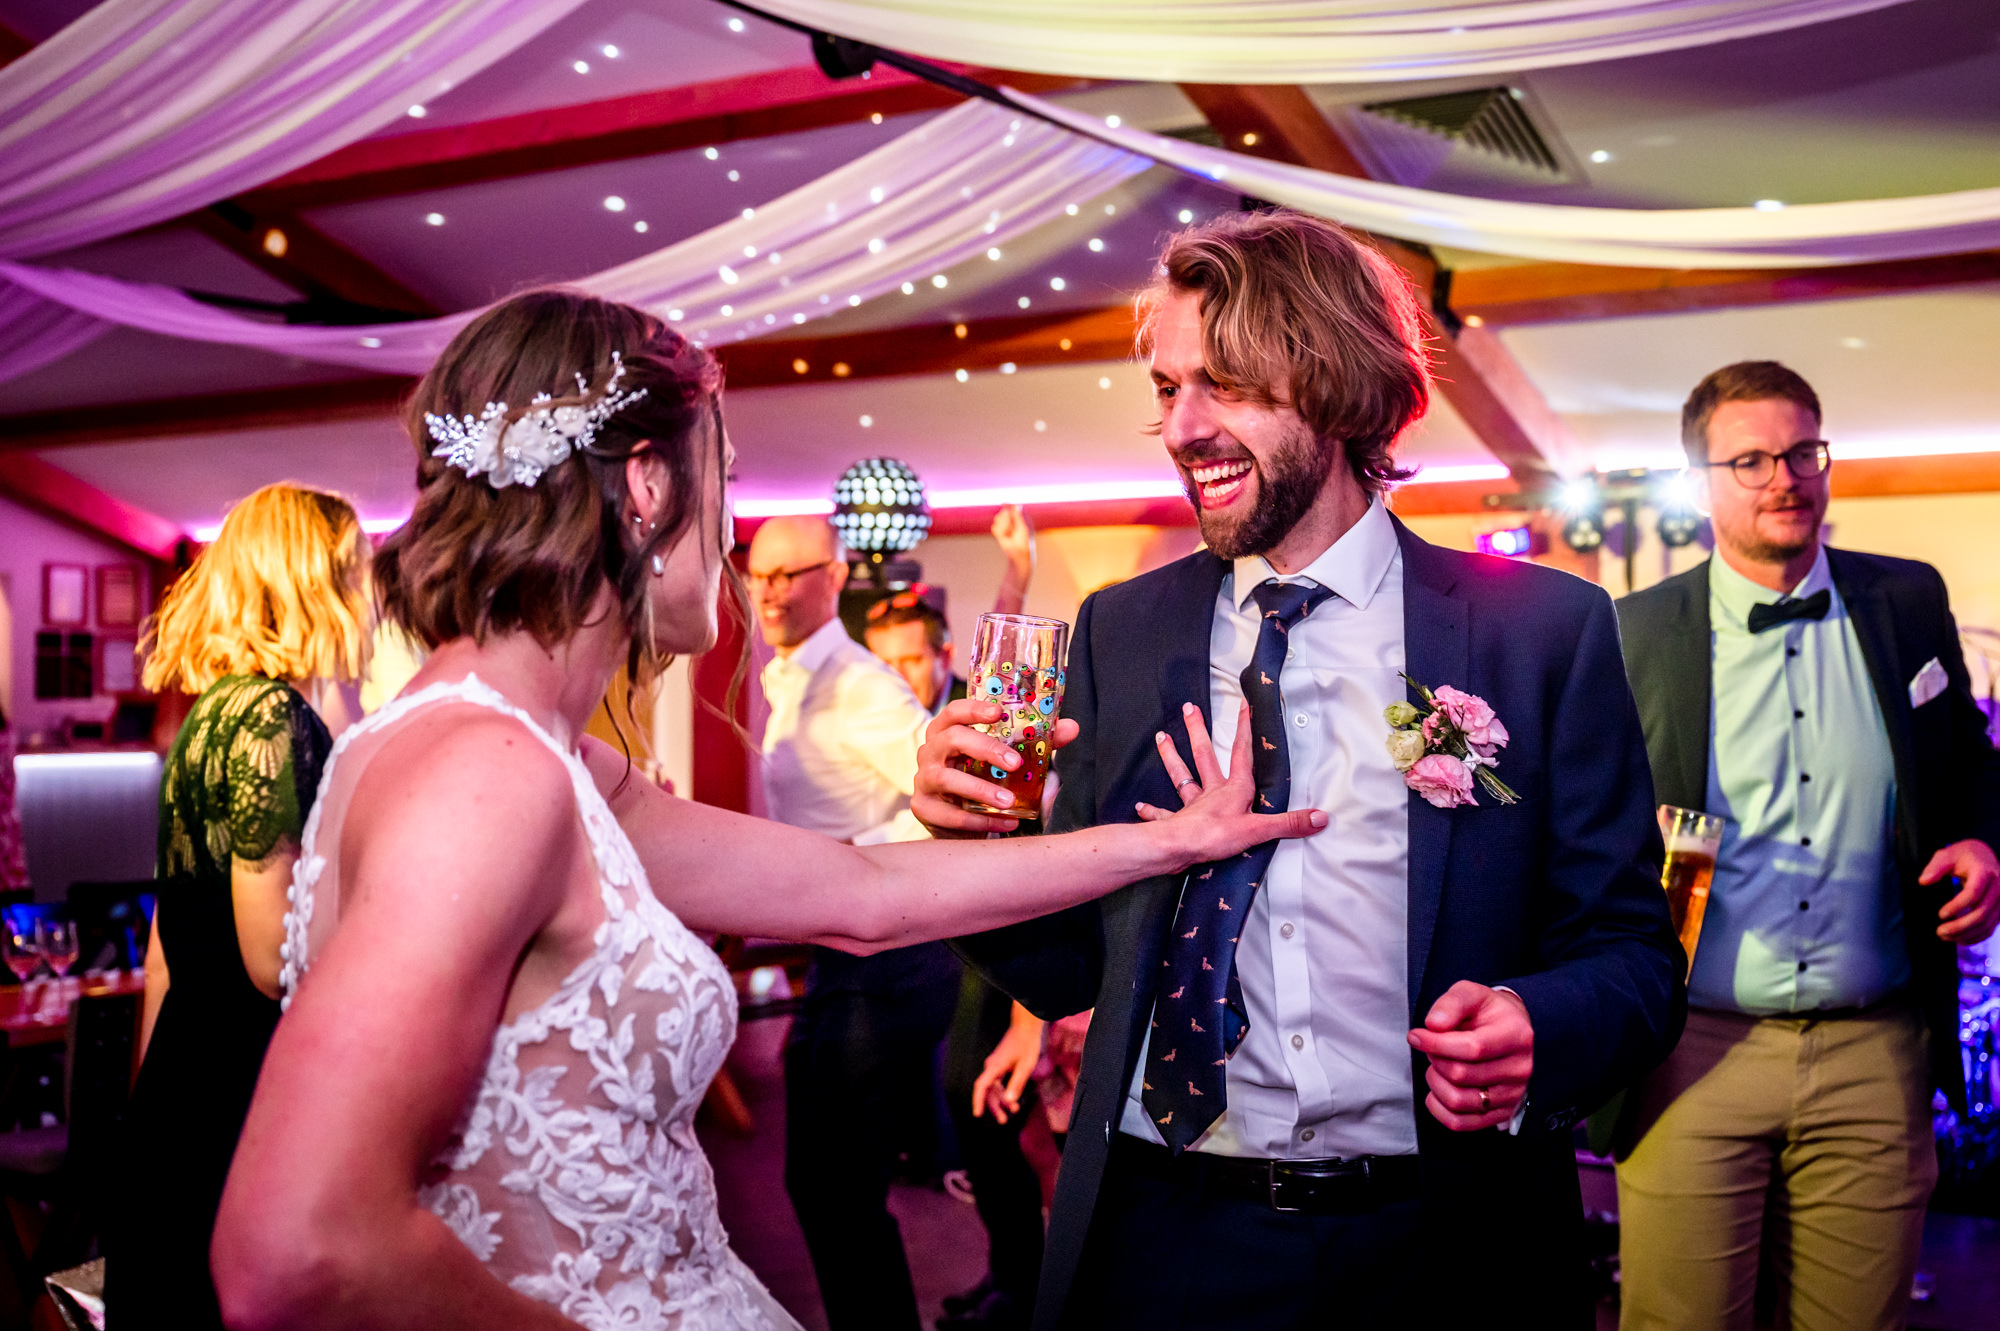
[773,615,852,676]
[1709,544,1833,632]
[1229,498,1398,612]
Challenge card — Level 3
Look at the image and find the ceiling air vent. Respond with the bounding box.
[1358,87,1563,177]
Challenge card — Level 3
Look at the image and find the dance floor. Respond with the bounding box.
[705,1018,2000,1331]
[701,1012,989,1331]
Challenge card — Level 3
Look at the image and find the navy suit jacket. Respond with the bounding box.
[1616,550,2000,1112]
[954,517,1684,1328]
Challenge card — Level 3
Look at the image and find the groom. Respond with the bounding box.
[913,209,1683,1329]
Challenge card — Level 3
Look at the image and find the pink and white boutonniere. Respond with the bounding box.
[1383,675,1520,809]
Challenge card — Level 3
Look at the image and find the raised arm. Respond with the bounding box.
[215,715,592,1331]
[589,698,1319,953]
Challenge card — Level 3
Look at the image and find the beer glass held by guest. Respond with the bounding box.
[107,483,371,1331]
[1658,806,1724,976]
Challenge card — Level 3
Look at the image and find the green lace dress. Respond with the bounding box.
[110,675,332,1327]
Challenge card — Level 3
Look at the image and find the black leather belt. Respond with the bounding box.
[1112,1134,1421,1215]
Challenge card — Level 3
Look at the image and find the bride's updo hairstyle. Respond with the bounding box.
[375,289,725,676]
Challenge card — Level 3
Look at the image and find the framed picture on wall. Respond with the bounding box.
[43,563,87,626]
[97,565,141,628]
[99,635,138,694]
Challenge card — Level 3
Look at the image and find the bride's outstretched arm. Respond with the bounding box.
[591,701,1321,951]
[215,713,594,1331]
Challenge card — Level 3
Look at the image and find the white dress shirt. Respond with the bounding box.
[1120,500,1418,1159]
[761,616,933,845]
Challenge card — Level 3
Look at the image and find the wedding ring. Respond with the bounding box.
[1178,779,1201,796]
[1479,1089,1492,1113]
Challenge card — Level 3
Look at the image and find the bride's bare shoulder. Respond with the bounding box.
[347,703,576,840]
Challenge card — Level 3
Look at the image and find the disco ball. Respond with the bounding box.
[832,458,932,555]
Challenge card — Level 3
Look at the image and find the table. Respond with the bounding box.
[0,973,146,1049]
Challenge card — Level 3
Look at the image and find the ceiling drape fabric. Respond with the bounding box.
[742,0,1912,83]
[0,101,1149,382]
[0,0,592,260]
[1008,88,2000,267]
[0,281,113,384]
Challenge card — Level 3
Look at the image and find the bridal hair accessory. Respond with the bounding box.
[427,352,648,489]
[1384,676,1519,809]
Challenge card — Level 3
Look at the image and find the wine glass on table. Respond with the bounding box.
[3,923,43,1012]
[36,919,80,1019]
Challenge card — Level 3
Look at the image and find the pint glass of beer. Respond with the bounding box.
[952,613,1069,819]
[1659,806,1725,975]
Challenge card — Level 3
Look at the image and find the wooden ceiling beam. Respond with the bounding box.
[245,64,1089,212]
[0,19,31,68]
[0,453,185,559]
[190,205,441,317]
[1450,250,2000,327]
[0,377,416,451]
[1176,83,1580,482]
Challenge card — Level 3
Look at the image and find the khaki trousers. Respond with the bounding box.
[1616,1003,1937,1331]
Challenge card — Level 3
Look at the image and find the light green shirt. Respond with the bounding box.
[1693,548,1908,1014]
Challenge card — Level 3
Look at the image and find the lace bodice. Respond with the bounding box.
[281,675,799,1330]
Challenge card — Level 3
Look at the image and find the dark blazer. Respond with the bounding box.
[955,517,1684,1328]
[1615,550,2000,1110]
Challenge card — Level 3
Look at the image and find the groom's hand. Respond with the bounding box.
[912,698,1079,839]
[1408,981,1533,1132]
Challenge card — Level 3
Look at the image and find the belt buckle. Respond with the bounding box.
[1269,1157,1368,1214]
[1267,1160,1301,1214]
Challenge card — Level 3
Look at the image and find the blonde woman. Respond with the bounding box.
[111,483,370,1329]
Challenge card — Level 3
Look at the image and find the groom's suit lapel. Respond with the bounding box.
[1396,519,1468,1011]
[1109,552,1231,1057]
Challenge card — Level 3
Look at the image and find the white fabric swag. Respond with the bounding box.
[1009,88,2000,268]
[744,0,1913,84]
[0,0,591,260]
[0,101,1149,380]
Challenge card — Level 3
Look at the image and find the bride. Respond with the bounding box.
[211,289,1319,1330]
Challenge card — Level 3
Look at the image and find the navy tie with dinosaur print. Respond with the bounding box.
[1141,578,1336,1153]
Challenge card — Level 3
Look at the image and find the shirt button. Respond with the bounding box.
[1798,961,1809,972]
[1279,922,1296,940]
[1300,1128,1315,1142]
[1800,773,1811,783]
[1293,713,1308,728]
[1794,709,1804,719]
[1787,647,1799,658]
[1291,1033,1305,1051]
[1801,836,1812,846]
[1800,901,1810,911]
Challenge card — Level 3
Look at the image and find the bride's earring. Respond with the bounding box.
[651,553,665,576]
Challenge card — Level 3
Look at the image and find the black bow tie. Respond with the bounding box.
[1747,588,1831,633]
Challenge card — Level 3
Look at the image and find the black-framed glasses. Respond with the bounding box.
[745,559,834,593]
[1704,440,1831,489]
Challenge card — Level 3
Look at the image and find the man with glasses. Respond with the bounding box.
[1613,361,2000,1328]
[746,515,961,1331]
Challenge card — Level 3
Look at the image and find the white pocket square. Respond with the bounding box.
[1909,657,1947,708]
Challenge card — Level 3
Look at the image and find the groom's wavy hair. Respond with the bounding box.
[1135,209,1432,494]
[377,289,748,709]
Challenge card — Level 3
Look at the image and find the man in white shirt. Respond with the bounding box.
[912,210,1682,1330]
[748,516,961,1331]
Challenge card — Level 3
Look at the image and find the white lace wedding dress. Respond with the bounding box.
[280,675,801,1330]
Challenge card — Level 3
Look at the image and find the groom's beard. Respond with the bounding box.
[1180,423,1337,561]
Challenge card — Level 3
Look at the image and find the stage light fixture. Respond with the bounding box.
[1657,508,1702,548]
[1551,476,1604,552]
[1561,512,1605,553]
[1475,526,1537,559]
